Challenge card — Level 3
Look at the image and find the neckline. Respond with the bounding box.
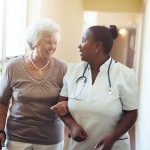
[98,57,113,72]
[87,57,113,72]
[30,51,51,72]
[22,55,55,83]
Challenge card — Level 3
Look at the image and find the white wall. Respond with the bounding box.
[137,0,150,149]
[27,0,84,62]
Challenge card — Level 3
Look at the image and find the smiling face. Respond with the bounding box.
[78,29,99,63]
[34,33,58,60]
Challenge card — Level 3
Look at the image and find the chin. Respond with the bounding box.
[81,58,87,62]
[46,51,51,56]
[44,55,51,60]
[80,57,84,61]
[81,58,89,63]
[80,54,83,59]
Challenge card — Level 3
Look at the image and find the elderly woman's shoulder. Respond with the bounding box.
[53,57,68,69]
[6,55,23,68]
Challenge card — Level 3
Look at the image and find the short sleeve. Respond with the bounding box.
[0,66,12,106]
[120,69,139,110]
[59,71,68,97]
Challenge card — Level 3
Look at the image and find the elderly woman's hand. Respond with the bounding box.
[50,101,69,117]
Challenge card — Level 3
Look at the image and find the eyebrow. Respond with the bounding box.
[45,39,57,42]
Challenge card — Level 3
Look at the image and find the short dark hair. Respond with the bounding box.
[88,25,118,54]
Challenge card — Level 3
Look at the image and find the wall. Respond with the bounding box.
[97,12,140,27]
[137,0,150,149]
[27,0,142,63]
[83,0,142,12]
[96,12,140,65]
[111,33,129,65]
[27,0,84,62]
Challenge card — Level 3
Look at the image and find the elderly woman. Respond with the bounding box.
[51,25,138,150]
[0,18,67,150]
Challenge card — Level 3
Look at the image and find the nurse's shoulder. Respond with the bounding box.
[115,61,135,80]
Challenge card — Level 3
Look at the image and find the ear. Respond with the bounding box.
[93,41,103,53]
[96,41,103,50]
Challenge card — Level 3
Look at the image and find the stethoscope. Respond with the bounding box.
[71,58,116,100]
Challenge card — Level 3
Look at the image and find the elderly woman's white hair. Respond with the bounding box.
[26,18,61,50]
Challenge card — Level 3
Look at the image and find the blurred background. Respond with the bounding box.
[0,0,150,149]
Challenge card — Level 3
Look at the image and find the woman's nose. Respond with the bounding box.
[49,43,56,49]
[78,44,81,49]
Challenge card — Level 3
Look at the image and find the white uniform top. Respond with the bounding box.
[60,58,138,150]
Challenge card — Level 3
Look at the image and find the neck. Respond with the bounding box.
[30,51,51,69]
[31,51,51,67]
[90,55,110,72]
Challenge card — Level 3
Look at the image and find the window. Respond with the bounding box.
[0,0,4,61]
[0,0,27,75]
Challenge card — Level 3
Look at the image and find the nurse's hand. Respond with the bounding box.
[50,101,69,117]
[69,123,88,142]
[0,132,6,149]
[94,134,115,150]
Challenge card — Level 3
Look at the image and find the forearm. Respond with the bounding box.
[61,112,79,129]
[0,104,9,130]
[57,96,78,127]
[111,109,138,142]
[60,110,88,141]
[56,96,88,141]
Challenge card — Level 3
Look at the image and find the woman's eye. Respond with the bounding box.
[46,42,52,45]
[47,41,57,45]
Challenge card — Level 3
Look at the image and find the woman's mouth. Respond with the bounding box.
[46,50,53,54]
[79,51,83,56]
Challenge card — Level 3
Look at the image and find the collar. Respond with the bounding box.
[100,57,112,71]
[87,57,113,72]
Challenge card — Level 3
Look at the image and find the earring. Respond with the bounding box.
[95,49,99,53]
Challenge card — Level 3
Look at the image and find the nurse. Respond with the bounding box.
[51,25,138,150]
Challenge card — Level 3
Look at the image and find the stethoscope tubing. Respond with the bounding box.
[108,58,113,88]
[77,58,113,88]
[74,57,116,99]
[76,63,88,84]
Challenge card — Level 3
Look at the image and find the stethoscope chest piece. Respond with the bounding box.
[108,87,113,95]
